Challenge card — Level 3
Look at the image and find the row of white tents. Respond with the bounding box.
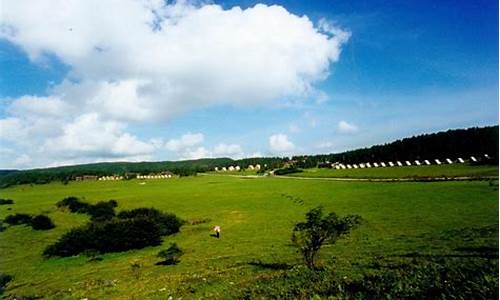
[98,176,123,181]
[215,164,261,172]
[136,174,173,179]
[331,155,487,170]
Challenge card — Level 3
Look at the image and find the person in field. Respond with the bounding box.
[213,225,221,238]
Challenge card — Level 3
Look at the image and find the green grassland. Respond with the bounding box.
[0,174,498,299]
[286,164,498,179]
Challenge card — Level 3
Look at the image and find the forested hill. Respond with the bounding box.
[293,125,498,168]
[0,125,497,187]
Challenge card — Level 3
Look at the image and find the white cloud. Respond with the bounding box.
[165,133,204,152]
[165,133,245,160]
[316,141,335,149]
[0,0,349,167]
[1,1,349,122]
[289,124,301,133]
[213,143,244,158]
[337,120,358,134]
[42,113,156,160]
[269,133,295,153]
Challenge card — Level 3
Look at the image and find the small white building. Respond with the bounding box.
[347,164,352,169]
[373,162,379,167]
[380,162,386,167]
[446,158,453,164]
[435,159,442,165]
[235,166,241,171]
[340,164,346,169]
[335,165,340,170]
[405,161,411,166]
[424,160,431,165]
[414,160,421,166]
[214,167,219,171]
[366,163,372,168]
[457,158,465,163]
[228,166,235,171]
[353,164,359,169]
[388,162,395,167]
[359,163,365,168]
[248,165,255,170]
[470,156,477,162]
[255,164,261,170]
[221,167,227,171]
[396,161,403,166]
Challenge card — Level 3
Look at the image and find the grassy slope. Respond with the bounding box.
[0,176,498,299]
[287,164,498,179]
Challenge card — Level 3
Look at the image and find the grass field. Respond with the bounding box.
[286,164,498,179]
[0,174,498,299]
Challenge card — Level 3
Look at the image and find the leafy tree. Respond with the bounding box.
[157,243,183,265]
[292,207,361,269]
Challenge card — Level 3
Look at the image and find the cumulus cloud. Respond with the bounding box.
[0,0,349,167]
[337,120,358,134]
[269,133,295,153]
[164,133,245,160]
[42,113,157,160]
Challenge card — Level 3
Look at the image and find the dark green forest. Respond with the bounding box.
[0,125,497,187]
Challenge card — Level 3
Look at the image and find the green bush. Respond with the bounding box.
[87,200,117,221]
[157,243,183,265]
[4,213,32,225]
[44,217,163,257]
[57,197,118,221]
[56,197,90,213]
[0,198,14,205]
[0,273,12,295]
[117,208,183,235]
[30,215,55,230]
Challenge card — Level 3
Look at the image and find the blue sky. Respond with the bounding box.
[0,0,498,168]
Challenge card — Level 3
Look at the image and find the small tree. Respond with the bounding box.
[292,207,361,269]
[157,243,183,265]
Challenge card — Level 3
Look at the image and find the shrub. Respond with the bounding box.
[44,217,163,257]
[157,243,183,265]
[117,208,184,235]
[30,215,55,230]
[0,198,14,205]
[274,167,303,176]
[292,207,361,269]
[56,197,90,213]
[0,273,12,294]
[4,213,32,225]
[87,200,117,221]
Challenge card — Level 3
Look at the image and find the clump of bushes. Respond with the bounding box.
[0,274,12,295]
[56,197,90,213]
[4,213,32,225]
[30,215,55,230]
[274,167,302,176]
[117,208,184,235]
[157,243,183,265]
[56,197,117,221]
[0,198,14,205]
[44,207,183,257]
[4,213,55,231]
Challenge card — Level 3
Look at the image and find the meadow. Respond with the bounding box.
[0,169,498,299]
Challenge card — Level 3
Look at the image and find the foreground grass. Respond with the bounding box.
[0,176,498,299]
[286,164,498,179]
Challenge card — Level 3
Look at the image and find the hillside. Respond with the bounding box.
[0,125,497,188]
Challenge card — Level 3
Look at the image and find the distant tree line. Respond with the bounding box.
[292,126,498,168]
[0,126,497,187]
